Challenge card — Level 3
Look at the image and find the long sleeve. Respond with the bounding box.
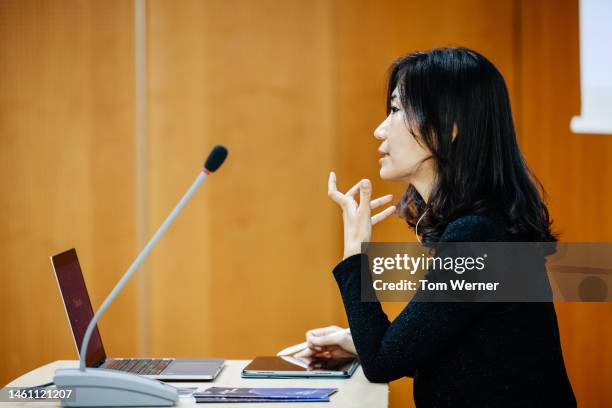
[332,215,505,383]
[334,255,487,382]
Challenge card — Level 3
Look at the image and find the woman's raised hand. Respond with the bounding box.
[327,172,396,260]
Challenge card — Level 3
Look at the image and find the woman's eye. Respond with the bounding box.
[390,106,400,114]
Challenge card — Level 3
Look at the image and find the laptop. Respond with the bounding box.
[51,248,224,381]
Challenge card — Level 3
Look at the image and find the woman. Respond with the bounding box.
[300,48,576,407]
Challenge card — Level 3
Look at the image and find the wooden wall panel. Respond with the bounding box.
[0,0,137,386]
[1,1,610,407]
[519,0,612,406]
[146,0,343,359]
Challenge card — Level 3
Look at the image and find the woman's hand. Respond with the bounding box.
[327,172,396,260]
[295,326,356,359]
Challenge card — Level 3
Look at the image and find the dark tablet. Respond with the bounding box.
[241,356,359,379]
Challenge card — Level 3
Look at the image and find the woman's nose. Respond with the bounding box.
[374,119,387,140]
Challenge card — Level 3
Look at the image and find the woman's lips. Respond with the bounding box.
[379,153,389,163]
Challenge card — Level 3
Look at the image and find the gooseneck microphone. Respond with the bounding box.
[204,145,228,173]
[79,144,227,371]
[54,145,228,407]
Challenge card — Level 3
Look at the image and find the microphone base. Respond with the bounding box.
[53,367,178,407]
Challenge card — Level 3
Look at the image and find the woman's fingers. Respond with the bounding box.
[331,174,362,205]
[294,347,315,358]
[298,345,357,360]
[370,194,393,210]
[328,172,359,207]
[312,346,356,359]
[307,329,347,347]
[358,179,372,213]
[344,180,361,198]
[371,205,397,225]
[327,172,346,205]
[306,326,343,338]
[329,174,396,226]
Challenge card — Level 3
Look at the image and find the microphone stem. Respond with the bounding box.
[79,170,209,371]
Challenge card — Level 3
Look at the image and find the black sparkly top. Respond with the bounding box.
[333,215,576,407]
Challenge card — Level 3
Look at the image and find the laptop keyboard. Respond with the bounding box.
[105,358,172,375]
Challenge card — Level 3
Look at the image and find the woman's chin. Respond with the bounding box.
[379,167,400,181]
[380,167,411,183]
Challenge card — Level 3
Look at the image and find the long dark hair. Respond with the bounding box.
[388,47,556,243]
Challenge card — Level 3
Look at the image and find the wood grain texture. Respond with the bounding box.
[1,1,611,407]
[146,0,343,359]
[0,0,137,386]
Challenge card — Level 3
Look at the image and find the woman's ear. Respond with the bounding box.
[452,123,458,142]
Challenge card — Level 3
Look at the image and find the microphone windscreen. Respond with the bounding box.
[204,145,228,172]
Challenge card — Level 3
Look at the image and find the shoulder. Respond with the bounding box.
[439,215,508,242]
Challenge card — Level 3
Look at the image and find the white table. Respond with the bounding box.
[3,360,388,407]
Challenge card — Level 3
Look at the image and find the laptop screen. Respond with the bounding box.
[52,248,107,367]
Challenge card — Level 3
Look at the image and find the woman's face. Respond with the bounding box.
[374,86,433,183]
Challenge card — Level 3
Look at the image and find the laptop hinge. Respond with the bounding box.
[92,359,105,368]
